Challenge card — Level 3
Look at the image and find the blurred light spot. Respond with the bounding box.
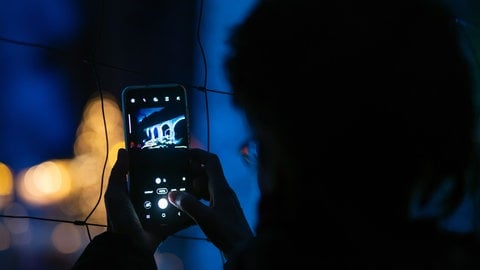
[76,189,107,223]
[67,155,103,189]
[8,94,123,234]
[51,223,82,254]
[0,163,14,209]
[3,202,29,234]
[0,223,11,251]
[0,163,13,196]
[10,228,31,247]
[74,95,124,155]
[74,130,101,156]
[17,160,71,205]
[66,95,123,221]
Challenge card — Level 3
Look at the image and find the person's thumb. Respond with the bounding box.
[168,191,212,225]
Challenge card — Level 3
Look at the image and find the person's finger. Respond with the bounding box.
[168,190,218,234]
[105,149,143,234]
[187,149,243,217]
[107,148,129,192]
[105,149,128,232]
[189,149,231,200]
[168,191,230,250]
[169,189,250,254]
[179,148,254,255]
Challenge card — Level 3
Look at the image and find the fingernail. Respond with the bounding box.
[168,191,178,206]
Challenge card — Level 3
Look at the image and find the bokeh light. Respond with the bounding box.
[12,94,124,225]
[17,160,72,205]
[0,163,13,209]
[67,94,124,223]
[51,223,82,254]
[3,202,30,235]
[2,202,31,248]
[74,94,124,157]
[0,223,11,251]
[3,93,126,257]
[0,163,13,196]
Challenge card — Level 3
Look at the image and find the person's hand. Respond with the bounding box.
[168,148,255,260]
[104,148,191,254]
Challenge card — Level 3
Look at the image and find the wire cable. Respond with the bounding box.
[79,0,109,242]
[196,0,211,152]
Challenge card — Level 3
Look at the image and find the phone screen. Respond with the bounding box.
[124,89,189,151]
[121,83,192,229]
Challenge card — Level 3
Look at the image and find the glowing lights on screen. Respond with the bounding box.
[130,95,166,104]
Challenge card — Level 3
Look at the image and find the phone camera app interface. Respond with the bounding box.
[127,92,187,150]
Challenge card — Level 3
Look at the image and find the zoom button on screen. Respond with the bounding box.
[156,187,168,194]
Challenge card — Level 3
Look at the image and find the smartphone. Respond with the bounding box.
[121,83,192,229]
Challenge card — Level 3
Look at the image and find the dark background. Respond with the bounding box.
[0,0,479,269]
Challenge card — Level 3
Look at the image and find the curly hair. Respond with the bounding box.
[226,0,474,221]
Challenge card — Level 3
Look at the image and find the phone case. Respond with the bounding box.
[121,83,192,229]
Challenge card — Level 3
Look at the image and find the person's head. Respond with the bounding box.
[226,0,475,227]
